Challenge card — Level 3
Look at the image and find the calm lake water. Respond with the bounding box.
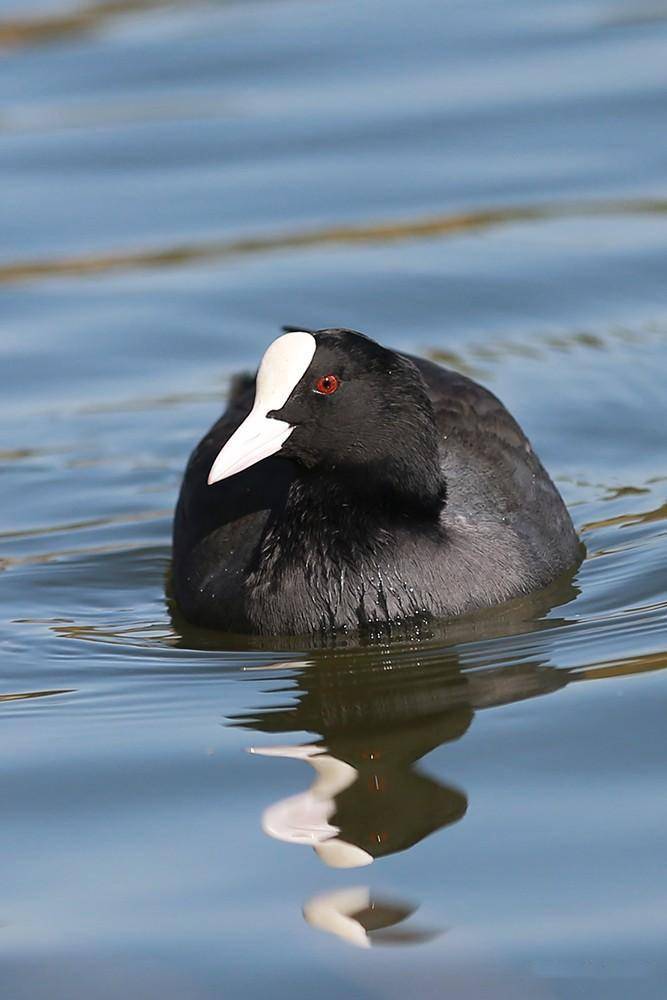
[1,1,667,997]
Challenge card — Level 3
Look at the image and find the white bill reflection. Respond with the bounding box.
[249,744,373,867]
[303,888,439,948]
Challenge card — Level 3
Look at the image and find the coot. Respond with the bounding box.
[172,328,579,635]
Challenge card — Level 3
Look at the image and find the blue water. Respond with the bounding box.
[1,1,667,997]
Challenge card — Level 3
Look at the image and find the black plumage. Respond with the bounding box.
[172,328,580,635]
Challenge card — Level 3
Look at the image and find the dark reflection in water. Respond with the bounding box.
[226,577,580,945]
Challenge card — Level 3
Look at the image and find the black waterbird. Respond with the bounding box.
[172,328,580,635]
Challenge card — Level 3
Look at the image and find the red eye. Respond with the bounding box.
[314,374,340,395]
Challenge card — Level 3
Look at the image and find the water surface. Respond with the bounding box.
[1,1,667,997]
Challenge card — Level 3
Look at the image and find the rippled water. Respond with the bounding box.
[2,2,667,997]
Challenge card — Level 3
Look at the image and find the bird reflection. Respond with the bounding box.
[230,577,579,946]
[237,655,569,871]
[249,700,469,868]
[303,887,439,948]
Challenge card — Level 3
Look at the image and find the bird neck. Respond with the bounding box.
[260,466,446,575]
[303,458,447,522]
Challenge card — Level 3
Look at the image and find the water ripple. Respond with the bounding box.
[1,196,666,286]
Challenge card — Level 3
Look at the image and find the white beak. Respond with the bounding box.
[207,411,293,484]
[207,330,316,486]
